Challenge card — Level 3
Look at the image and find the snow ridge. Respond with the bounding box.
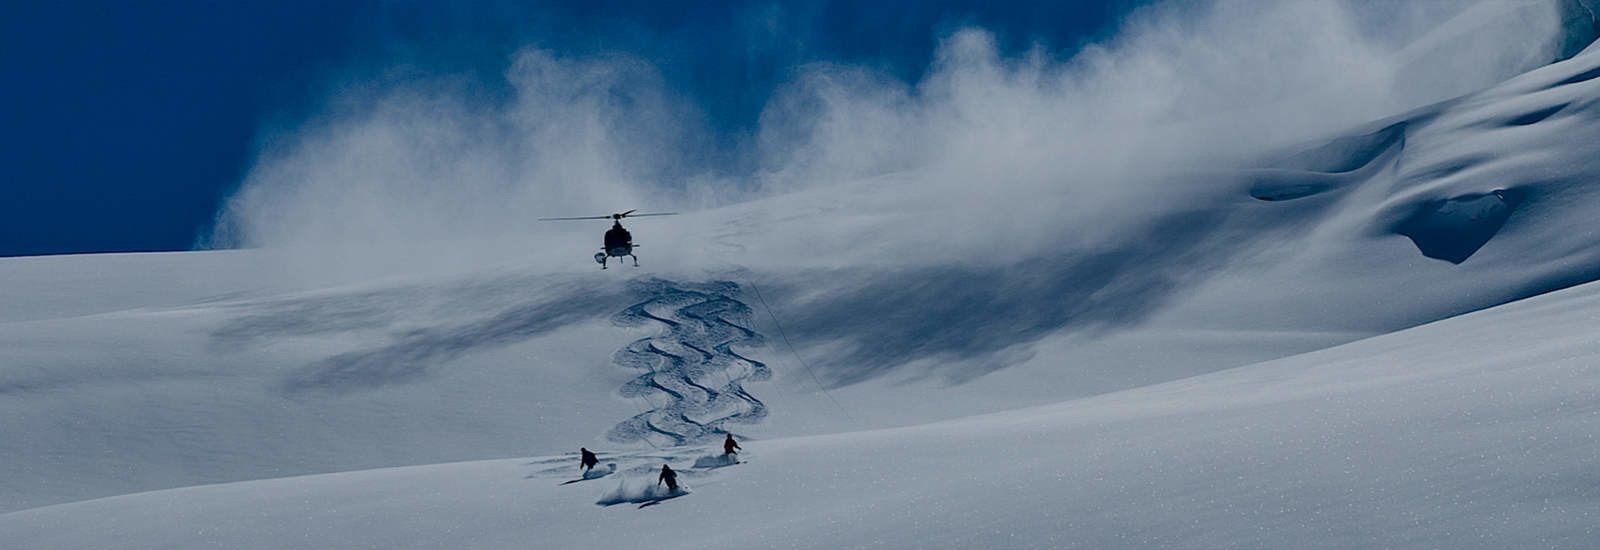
[606,279,771,446]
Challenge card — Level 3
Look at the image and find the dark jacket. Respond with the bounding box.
[723,435,740,455]
[658,465,678,488]
[580,448,598,469]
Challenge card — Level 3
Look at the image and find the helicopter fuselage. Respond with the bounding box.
[597,225,639,268]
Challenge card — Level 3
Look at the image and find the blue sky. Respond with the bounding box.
[0,0,1139,257]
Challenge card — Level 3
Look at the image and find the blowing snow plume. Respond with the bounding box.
[209,50,700,278]
[210,0,1572,274]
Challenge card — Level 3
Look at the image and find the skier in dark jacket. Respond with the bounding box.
[658,464,679,491]
[580,447,599,473]
[723,433,741,456]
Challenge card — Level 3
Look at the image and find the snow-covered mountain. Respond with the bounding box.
[3,4,1600,548]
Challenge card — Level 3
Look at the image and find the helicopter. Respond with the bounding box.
[538,210,678,269]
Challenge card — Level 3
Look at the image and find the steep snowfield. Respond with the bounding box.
[2,16,1600,550]
[2,38,1600,519]
[4,274,1599,549]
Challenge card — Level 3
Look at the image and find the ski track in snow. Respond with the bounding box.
[605,279,771,447]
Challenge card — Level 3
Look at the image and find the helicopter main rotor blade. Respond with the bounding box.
[538,211,679,221]
[537,215,614,221]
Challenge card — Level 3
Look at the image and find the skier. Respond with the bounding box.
[580,447,599,473]
[658,464,679,491]
[723,433,741,456]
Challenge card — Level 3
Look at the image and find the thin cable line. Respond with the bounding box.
[745,279,855,422]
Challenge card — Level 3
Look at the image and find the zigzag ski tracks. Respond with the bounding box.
[606,279,772,447]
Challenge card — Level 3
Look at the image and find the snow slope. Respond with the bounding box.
[2,35,1600,519]
[2,9,1600,549]
[5,272,1599,549]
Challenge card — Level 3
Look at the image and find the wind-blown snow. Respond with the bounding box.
[209,1,1571,273]
[4,25,1600,516]
[3,1,1600,547]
